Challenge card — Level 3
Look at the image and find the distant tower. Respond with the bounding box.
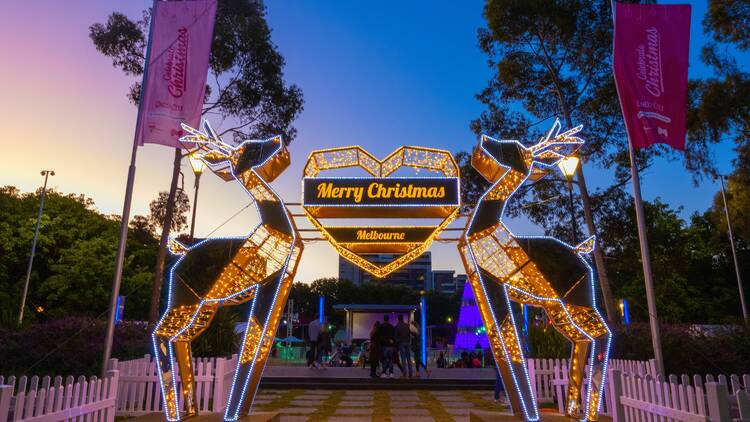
[454,281,489,349]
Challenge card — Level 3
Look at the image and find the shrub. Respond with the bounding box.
[0,317,150,376]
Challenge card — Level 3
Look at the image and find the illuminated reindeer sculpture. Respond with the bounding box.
[152,121,302,422]
[459,120,611,421]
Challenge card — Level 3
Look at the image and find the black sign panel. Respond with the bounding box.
[303,177,459,207]
[325,226,436,243]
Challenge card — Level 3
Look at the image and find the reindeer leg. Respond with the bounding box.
[567,340,590,418]
[223,271,293,421]
[547,303,611,421]
[578,311,611,421]
[173,341,197,417]
[153,329,180,421]
[470,273,539,421]
[153,302,215,421]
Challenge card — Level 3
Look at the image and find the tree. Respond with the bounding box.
[595,185,747,323]
[89,1,304,141]
[90,0,304,324]
[704,0,750,51]
[147,191,190,233]
[0,187,157,325]
[471,0,749,323]
[472,0,622,320]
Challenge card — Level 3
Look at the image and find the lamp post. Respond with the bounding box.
[718,175,747,321]
[19,170,54,325]
[188,153,206,241]
[558,156,580,243]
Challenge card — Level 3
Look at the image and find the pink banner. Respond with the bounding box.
[614,3,691,151]
[135,0,217,148]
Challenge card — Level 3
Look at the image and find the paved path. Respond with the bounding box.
[262,366,495,380]
[128,390,614,422]
[253,389,508,421]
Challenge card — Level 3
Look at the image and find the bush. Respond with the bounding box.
[524,321,750,375]
[0,317,150,376]
[611,323,750,375]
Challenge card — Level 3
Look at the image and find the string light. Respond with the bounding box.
[301,145,460,278]
[459,120,611,422]
[152,120,303,421]
[151,117,610,422]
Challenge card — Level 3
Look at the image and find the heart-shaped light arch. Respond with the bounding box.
[302,145,460,278]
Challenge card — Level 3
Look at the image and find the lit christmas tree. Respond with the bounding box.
[454,281,489,349]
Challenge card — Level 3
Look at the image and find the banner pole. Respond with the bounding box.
[719,175,748,321]
[101,0,157,378]
[627,139,665,377]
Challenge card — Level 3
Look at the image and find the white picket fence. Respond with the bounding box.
[541,358,750,421]
[0,371,118,422]
[3,356,748,421]
[111,355,237,416]
[608,370,750,422]
[526,358,656,407]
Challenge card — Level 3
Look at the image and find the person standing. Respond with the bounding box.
[307,315,321,368]
[410,320,430,377]
[378,315,395,377]
[369,321,381,378]
[319,322,332,365]
[395,315,413,378]
[436,351,446,368]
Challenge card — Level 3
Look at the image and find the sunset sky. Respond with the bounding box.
[0,1,742,282]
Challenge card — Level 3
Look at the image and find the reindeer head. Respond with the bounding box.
[180,120,289,183]
[472,119,584,183]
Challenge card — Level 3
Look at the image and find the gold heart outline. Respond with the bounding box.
[302,145,460,278]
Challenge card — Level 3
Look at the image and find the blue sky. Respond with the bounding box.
[0,0,743,281]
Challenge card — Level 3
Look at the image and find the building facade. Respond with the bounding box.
[433,270,457,294]
[338,252,432,291]
[338,253,468,294]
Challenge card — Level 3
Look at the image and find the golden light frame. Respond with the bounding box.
[301,145,460,278]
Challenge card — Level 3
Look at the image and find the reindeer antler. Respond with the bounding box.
[180,120,237,181]
[527,119,584,159]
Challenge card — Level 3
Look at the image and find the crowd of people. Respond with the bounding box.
[304,314,506,401]
[304,314,492,375]
[435,350,485,368]
[367,314,430,378]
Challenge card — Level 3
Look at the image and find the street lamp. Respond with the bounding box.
[557,156,580,243]
[19,170,54,324]
[188,153,206,241]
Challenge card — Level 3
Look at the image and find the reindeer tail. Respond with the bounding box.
[575,236,596,255]
[167,238,188,256]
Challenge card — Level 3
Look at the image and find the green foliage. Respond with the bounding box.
[0,317,150,376]
[595,187,748,323]
[704,0,750,51]
[522,320,750,375]
[0,186,157,325]
[192,307,242,357]
[612,323,750,375]
[525,321,570,359]
[148,190,190,233]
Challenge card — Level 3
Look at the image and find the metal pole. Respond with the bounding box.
[420,295,427,365]
[19,170,53,325]
[189,172,201,240]
[627,140,665,377]
[101,0,157,377]
[719,176,747,321]
[567,179,578,244]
